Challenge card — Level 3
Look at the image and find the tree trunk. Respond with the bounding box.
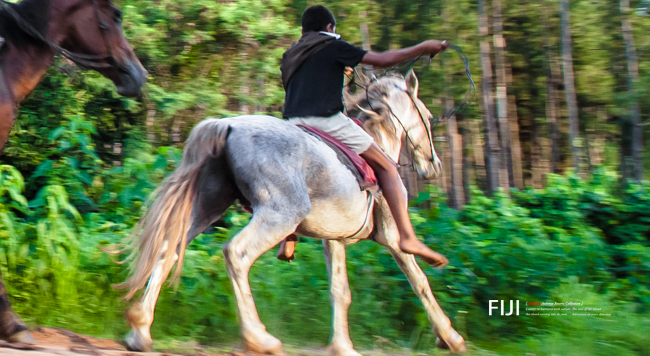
[531,113,543,188]
[620,0,643,180]
[146,103,156,142]
[543,4,562,174]
[506,61,524,189]
[492,0,512,189]
[461,120,471,205]
[479,0,501,193]
[441,138,451,198]
[359,11,372,51]
[470,119,488,192]
[442,5,465,207]
[559,0,581,172]
[445,72,465,209]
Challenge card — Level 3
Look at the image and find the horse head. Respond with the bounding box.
[48,0,147,96]
[350,70,442,179]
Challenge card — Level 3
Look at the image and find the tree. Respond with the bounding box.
[543,3,561,174]
[620,0,643,180]
[492,0,513,188]
[478,0,501,193]
[559,0,581,172]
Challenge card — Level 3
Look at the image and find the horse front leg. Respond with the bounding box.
[125,243,178,352]
[323,240,362,356]
[373,199,467,354]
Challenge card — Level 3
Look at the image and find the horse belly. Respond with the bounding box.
[295,188,370,239]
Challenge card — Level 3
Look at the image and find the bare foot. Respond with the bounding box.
[399,237,448,267]
[277,239,296,262]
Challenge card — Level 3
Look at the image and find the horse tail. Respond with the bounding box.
[116,118,230,300]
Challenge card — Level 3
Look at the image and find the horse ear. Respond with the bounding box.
[405,69,419,97]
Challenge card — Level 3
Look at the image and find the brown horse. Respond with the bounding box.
[0,0,146,343]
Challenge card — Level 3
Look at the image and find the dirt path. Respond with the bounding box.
[0,327,235,356]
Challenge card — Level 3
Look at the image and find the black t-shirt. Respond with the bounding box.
[283,39,367,118]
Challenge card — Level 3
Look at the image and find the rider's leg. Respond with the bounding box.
[281,113,446,265]
[360,143,448,267]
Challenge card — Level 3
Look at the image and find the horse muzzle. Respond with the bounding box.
[415,156,442,180]
[115,60,147,97]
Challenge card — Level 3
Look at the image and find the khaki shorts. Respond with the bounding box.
[288,112,374,154]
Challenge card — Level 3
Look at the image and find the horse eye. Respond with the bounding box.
[114,9,123,23]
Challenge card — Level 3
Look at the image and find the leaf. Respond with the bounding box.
[153,155,168,170]
[75,172,93,184]
[7,187,28,208]
[58,140,72,151]
[48,127,67,141]
[31,160,54,179]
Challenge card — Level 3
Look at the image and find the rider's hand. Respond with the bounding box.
[423,40,450,57]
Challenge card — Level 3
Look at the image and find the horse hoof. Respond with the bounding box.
[326,344,363,356]
[243,331,283,355]
[125,330,153,352]
[436,331,467,354]
[7,330,35,344]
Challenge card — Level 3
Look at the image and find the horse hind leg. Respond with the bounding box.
[125,157,238,352]
[323,240,362,356]
[373,199,467,354]
[125,242,177,352]
[223,200,309,354]
[125,217,227,352]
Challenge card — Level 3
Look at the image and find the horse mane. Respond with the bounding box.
[0,0,52,52]
[344,72,408,139]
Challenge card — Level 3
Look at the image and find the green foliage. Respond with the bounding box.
[2,151,649,353]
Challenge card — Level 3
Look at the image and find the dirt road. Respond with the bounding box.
[0,327,232,356]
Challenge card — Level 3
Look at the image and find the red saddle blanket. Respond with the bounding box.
[297,124,378,191]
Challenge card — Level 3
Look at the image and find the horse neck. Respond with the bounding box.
[0,46,55,105]
[1,0,58,101]
[371,125,403,163]
[375,100,407,162]
[0,0,56,148]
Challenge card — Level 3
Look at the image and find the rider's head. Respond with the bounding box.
[302,6,336,33]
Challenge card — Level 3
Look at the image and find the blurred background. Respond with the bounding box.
[1,0,649,355]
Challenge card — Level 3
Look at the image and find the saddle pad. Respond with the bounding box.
[297,124,378,191]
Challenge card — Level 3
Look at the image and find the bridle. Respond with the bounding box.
[385,87,437,168]
[0,0,128,72]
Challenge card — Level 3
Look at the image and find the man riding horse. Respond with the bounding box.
[277,5,450,266]
[117,5,466,354]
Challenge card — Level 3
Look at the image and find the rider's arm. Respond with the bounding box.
[361,40,449,68]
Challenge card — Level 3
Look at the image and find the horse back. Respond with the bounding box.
[220,115,370,239]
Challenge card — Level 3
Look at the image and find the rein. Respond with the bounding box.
[0,0,127,72]
[348,44,475,168]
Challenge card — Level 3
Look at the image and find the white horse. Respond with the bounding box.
[118,70,467,355]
